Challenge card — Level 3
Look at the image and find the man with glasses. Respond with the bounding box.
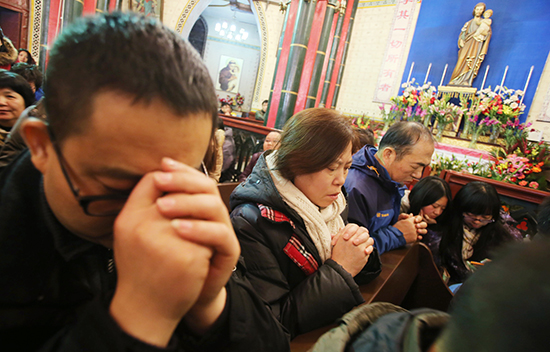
[0,13,288,351]
[344,122,434,254]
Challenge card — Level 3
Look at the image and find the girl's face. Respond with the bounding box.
[463,212,494,229]
[420,196,448,220]
[17,51,29,63]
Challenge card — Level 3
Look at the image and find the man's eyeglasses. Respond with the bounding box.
[463,213,495,225]
[47,127,209,217]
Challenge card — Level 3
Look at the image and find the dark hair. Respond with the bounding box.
[537,197,550,238]
[221,102,231,108]
[438,240,550,352]
[439,182,515,282]
[0,70,35,107]
[378,121,434,160]
[409,176,452,227]
[262,100,268,105]
[275,108,354,180]
[10,63,43,89]
[17,49,36,65]
[45,12,218,142]
[354,127,375,150]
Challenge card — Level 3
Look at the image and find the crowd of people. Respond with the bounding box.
[0,12,549,352]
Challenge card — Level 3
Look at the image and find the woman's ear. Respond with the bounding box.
[20,118,52,173]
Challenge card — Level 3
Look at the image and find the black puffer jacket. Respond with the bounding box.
[230,153,381,338]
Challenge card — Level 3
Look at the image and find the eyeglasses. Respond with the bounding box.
[47,127,209,217]
[48,127,131,217]
[463,213,495,225]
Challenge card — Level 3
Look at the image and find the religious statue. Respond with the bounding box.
[448,3,492,87]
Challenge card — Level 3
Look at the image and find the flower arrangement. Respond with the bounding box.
[484,154,547,190]
[428,96,463,140]
[218,93,245,107]
[380,79,436,128]
[235,93,245,106]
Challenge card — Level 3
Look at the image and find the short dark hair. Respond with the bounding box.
[354,127,375,150]
[0,70,35,107]
[262,100,268,105]
[45,12,218,142]
[10,63,43,89]
[409,176,452,227]
[221,102,231,108]
[17,49,36,65]
[276,108,354,180]
[378,121,434,160]
[438,239,550,352]
[537,197,550,238]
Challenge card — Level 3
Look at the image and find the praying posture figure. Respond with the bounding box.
[449,3,492,87]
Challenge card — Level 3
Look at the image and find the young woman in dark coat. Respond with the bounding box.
[230,108,381,339]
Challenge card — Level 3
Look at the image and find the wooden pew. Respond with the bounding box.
[290,242,452,352]
[218,182,240,211]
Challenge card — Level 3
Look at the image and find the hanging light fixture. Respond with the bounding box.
[214,10,249,41]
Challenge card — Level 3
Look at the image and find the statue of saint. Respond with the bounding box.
[449,3,492,87]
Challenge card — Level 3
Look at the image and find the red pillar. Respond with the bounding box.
[294,0,328,114]
[82,0,98,15]
[265,0,300,128]
[325,0,354,108]
[314,12,338,107]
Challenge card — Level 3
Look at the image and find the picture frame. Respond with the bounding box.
[129,0,163,21]
[217,56,243,94]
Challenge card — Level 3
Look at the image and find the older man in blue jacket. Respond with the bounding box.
[344,122,434,254]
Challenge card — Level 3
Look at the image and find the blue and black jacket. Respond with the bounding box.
[344,146,408,254]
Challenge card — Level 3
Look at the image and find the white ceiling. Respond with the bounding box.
[202,0,258,25]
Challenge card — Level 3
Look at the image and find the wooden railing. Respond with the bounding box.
[440,170,549,205]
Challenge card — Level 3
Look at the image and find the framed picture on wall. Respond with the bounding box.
[217,56,243,93]
[129,0,163,21]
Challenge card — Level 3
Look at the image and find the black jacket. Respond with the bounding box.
[230,154,381,338]
[0,151,290,352]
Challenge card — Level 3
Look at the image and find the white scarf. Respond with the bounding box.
[266,152,346,262]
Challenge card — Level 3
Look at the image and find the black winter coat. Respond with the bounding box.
[230,154,381,338]
[0,151,290,352]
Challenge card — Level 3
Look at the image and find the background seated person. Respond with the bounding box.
[0,70,35,149]
[16,48,37,65]
[0,13,288,351]
[255,99,268,121]
[354,127,375,148]
[11,62,44,101]
[344,122,433,254]
[220,101,233,116]
[401,176,453,269]
[238,130,281,182]
[439,181,522,287]
[230,108,381,338]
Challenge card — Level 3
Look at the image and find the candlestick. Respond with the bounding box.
[439,64,448,87]
[424,63,432,85]
[520,66,534,105]
[480,65,489,90]
[407,62,415,83]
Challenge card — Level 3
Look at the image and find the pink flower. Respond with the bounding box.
[529,181,539,189]
[519,180,528,186]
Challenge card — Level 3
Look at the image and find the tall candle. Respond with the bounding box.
[407,62,415,83]
[439,64,448,87]
[480,65,489,91]
[520,66,534,105]
[424,63,432,85]
[499,65,509,93]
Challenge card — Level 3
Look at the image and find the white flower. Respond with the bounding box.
[516,90,524,95]
[401,83,408,88]
[511,102,518,109]
[504,99,512,105]
[403,92,410,98]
